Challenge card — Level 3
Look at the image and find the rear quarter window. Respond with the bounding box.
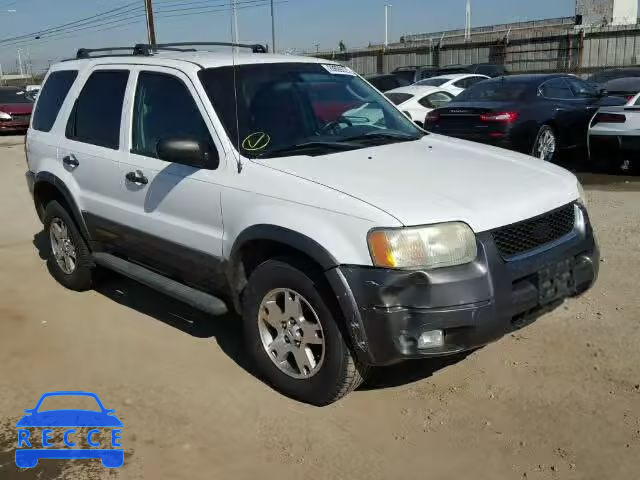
[32,70,78,132]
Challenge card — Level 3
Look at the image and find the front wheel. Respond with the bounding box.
[531,125,558,162]
[242,258,367,405]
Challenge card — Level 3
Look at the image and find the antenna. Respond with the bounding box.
[465,0,471,41]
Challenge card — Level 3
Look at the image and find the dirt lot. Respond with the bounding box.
[0,134,638,480]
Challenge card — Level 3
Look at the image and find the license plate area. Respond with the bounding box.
[537,258,575,305]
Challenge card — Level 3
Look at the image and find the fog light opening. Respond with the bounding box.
[418,330,444,349]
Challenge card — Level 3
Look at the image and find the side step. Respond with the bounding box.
[93,253,228,316]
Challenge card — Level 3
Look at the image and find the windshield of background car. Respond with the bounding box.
[0,89,33,104]
[414,78,447,87]
[455,80,529,101]
[199,63,422,158]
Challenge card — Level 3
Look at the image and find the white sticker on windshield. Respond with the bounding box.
[322,64,355,76]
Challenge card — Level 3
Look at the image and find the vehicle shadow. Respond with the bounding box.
[32,230,476,395]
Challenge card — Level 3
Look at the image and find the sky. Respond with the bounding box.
[0,0,579,73]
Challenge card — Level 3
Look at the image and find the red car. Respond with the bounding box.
[0,87,33,132]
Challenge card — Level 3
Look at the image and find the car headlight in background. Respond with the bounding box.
[577,181,587,207]
[367,222,477,269]
[0,112,12,121]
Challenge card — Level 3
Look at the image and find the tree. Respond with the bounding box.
[338,40,347,53]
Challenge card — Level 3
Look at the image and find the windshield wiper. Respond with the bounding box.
[257,141,361,158]
[342,131,423,143]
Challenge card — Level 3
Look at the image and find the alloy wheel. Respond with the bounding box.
[257,288,326,379]
[49,217,77,274]
[534,128,556,161]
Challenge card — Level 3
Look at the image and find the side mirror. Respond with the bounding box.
[598,88,608,97]
[156,137,219,169]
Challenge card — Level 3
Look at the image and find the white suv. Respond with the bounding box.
[25,43,599,405]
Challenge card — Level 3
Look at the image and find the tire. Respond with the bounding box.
[242,257,368,405]
[531,124,558,162]
[43,200,93,291]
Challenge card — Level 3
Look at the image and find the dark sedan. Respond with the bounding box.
[424,74,626,161]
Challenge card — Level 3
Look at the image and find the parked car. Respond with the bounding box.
[385,85,455,126]
[425,74,626,162]
[365,73,411,92]
[600,77,640,102]
[588,92,640,173]
[391,65,438,83]
[413,73,490,96]
[26,44,598,405]
[433,63,507,78]
[0,86,33,132]
[587,67,640,86]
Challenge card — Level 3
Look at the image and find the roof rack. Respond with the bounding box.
[74,41,267,60]
[75,46,148,59]
[135,42,268,55]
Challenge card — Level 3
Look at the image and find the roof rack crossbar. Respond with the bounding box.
[76,46,149,59]
[135,42,268,54]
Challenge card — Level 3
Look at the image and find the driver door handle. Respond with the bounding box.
[62,155,79,168]
[125,170,148,185]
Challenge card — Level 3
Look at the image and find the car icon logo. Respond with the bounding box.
[15,391,124,469]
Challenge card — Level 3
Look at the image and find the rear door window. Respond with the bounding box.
[418,92,453,109]
[66,70,129,149]
[32,70,78,132]
[540,78,574,99]
[386,92,413,105]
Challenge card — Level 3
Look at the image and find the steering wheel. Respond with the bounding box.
[320,117,353,135]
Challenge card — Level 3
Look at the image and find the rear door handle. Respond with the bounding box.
[62,155,79,168]
[125,170,148,185]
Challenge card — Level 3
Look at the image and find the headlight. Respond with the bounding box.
[577,181,587,207]
[0,112,11,121]
[367,222,477,269]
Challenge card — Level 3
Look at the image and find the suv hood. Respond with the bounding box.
[261,135,579,232]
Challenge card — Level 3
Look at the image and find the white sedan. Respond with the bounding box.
[384,85,455,126]
[413,73,490,96]
[588,92,640,173]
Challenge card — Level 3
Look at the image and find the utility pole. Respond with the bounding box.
[144,0,157,46]
[270,0,276,53]
[384,4,392,48]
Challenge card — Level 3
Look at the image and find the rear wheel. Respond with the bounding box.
[531,125,558,162]
[43,201,93,291]
[242,258,367,405]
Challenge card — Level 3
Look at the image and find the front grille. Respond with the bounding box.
[492,204,576,259]
[10,114,30,123]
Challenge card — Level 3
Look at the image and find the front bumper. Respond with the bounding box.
[327,205,599,366]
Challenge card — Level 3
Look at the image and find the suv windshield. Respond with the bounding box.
[199,63,422,158]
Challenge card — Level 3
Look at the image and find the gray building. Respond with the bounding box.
[576,0,638,26]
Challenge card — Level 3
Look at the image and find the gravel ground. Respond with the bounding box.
[0,134,638,480]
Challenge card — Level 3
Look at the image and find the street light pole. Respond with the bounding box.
[270,0,276,52]
[232,0,239,44]
[17,49,23,76]
[144,0,157,46]
[384,4,392,48]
